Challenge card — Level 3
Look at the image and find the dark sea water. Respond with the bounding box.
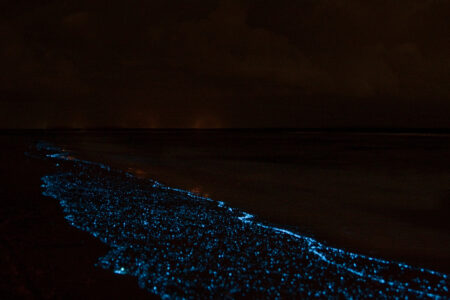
[33,139,449,298]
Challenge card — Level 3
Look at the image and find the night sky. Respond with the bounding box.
[1,0,449,128]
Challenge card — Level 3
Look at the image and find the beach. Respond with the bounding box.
[1,130,449,297]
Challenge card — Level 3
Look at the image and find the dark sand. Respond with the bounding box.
[1,130,450,297]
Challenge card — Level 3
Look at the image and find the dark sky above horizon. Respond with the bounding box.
[1,0,449,128]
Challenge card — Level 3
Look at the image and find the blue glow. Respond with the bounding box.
[34,142,449,298]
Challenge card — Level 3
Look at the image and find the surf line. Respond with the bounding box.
[37,142,449,298]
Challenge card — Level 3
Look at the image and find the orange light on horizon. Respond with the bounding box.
[193,115,222,129]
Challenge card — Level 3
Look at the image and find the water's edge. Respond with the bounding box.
[31,142,449,298]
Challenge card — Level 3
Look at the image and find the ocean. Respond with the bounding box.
[1,129,449,298]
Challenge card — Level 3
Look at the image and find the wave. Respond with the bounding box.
[34,142,449,298]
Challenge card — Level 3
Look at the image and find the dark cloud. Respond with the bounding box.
[0,0,449,128]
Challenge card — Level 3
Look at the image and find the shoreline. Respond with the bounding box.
[57,135,450,274]
[36,142,449,297]
[1,131,449,297]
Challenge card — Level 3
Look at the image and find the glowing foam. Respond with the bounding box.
[35,142,449,298]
